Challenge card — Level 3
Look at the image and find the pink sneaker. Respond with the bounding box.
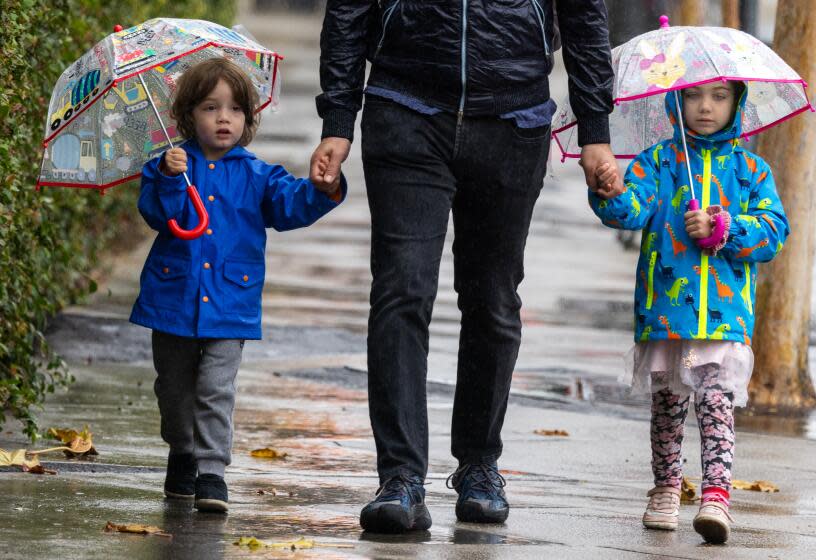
[642,486,680,530]
[693,499,733,544]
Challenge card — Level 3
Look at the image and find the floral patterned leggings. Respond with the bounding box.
[650,375,735,492]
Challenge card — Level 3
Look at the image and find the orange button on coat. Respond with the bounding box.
[202,296,209,303]
[204,262,211,269]
[208,163,215,170]
[206,229,213,235]
[162,267,169,274]
[208,195,215,202]
[243,275,249,282]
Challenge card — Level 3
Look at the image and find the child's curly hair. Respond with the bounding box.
[171,58,260,146]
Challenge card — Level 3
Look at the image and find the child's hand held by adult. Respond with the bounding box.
[684,209,712,239]
[162,147,188,177]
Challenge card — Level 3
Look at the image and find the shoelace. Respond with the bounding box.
[446,463,506,493]
[375,474,420,501]
[647,490,679,513]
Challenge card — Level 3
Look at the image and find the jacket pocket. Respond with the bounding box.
[223,258,265,316]
[143,253,190,311]
[375,0,401,58]
[646,251,657,310]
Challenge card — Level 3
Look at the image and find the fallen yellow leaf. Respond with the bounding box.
[46,426,98,457]
[250,448,288,460]
[104,522,171,538]
[533,429,569,437]
[0,448,41,470]
[732,479,779,493]
[234,536,352,550]
[681,476,698,504]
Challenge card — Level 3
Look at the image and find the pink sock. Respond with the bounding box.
[702,486,730,506]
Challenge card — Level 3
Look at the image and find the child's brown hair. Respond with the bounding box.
[172,58,260,146]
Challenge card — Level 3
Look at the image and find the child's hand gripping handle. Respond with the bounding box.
[167,185,210,240]
[687,199,726,249]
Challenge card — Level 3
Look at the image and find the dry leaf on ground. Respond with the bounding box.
[104,522,171,538]
[44,426,98,457]
[250,448,288,459]
[732,479,779,493]
[0,448,47,474]
[680,476,698,504]
[234,536,352,551]
[22,464,57,475]
[533,429,569,437]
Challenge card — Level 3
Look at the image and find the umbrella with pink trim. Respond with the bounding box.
[37,19,282,240]
[552,15,812,249]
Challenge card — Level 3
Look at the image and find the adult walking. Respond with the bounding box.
[310,0,620,533]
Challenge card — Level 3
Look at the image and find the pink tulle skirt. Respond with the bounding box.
[623,340,754,407]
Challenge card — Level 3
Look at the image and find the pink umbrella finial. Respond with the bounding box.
[659,15,670,29]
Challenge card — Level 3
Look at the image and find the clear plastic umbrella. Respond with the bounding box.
[552,15,812,249]
[553,15,812,161]
[38,19,282,239]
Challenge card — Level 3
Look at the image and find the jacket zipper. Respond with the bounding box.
[457,0,468,125]
[646,251,657,310]
[530,0,551,56]
[375,1,400,58]
[696,149,712,339]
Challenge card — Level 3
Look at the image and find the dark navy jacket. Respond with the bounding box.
[317,0,613,145]
[130,139,346,339]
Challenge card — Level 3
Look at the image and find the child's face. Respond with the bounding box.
[681,82,737,136]
[192,79,246,160]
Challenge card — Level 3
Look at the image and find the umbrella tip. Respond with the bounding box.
[113,24,123,32]
[659,15,670,29]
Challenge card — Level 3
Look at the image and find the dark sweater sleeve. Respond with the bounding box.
[554,0,614,146]
[315,1,377,142]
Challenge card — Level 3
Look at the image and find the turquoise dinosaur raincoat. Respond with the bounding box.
[589,87,789,345]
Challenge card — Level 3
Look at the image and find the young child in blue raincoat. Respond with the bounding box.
[129,58,345,513]
[589,80,788,544]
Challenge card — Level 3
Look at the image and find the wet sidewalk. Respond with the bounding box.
[3,5,816,559]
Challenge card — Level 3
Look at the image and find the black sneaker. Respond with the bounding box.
[194,474,229,513]
[360,474,432,533]
[164,453,196,500]
[447,463,509,523]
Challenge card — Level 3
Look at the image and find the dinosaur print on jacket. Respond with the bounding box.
[588,86,790,344]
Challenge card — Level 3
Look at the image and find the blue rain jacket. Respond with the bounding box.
[130,139,346,339]
[589,88,789,344]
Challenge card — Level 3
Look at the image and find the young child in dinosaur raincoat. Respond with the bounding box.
[588,80,789,544]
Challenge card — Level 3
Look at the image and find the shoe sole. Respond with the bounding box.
[643,519,678,531]
[164,489,195,500]
[455,502,509,524]
[195,498,229,513]
[360,504,432,533]
[693,515,729,544]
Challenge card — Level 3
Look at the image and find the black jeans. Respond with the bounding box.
[361,96,551,482]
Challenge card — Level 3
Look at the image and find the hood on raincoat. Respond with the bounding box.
[664,81,748,147]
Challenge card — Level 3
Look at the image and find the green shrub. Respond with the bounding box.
[0,0,235,440]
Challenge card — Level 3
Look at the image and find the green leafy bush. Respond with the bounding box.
[0,0,235,439]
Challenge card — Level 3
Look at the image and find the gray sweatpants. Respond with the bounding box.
[152,330,243,477]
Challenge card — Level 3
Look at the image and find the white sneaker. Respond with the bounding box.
[642,486,681,530]
[693,500,733,544]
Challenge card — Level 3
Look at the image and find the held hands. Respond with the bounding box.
[684,209,713,239]
[161,147,188,177]
[310,137,351,195]
[580,144,625,200]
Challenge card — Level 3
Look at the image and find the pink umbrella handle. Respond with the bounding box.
[167,184,210,240]
[687,199,726,249]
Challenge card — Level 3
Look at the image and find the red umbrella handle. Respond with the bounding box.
[168,184,209,240]
[687,199,726,249]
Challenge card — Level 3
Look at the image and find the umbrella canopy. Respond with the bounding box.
[38,18,281,190]
[552,16,813,160]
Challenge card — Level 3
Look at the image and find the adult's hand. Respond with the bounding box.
[310,137,351,191]
[579,143,624,200]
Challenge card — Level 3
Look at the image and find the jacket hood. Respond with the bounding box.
[664,81,748,148]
